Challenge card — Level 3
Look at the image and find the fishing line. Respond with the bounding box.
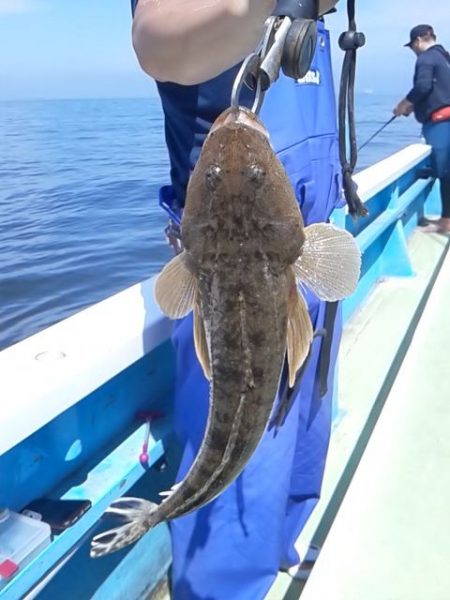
[357,115,397,152]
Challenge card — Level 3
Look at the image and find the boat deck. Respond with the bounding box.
[268,231,450,599]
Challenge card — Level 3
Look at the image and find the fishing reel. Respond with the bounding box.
[272,0,319,80]
[231,0,320,112]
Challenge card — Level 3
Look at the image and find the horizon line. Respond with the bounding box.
[0,90,404,103]
[0,95,161,102]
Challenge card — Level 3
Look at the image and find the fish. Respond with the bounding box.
[90,106,361,558]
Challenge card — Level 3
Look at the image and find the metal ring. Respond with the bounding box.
[230,53,264,114]
[230,16,284,114]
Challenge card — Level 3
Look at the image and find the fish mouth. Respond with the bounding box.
[210,107,269,138]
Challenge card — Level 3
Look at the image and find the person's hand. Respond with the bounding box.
[393,99,414,117]
[133,0,276,85]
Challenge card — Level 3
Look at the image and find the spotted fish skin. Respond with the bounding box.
[90,107,361,558]
[162,108,305,518]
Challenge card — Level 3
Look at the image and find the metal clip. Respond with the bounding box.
[259,17,292,90]
[231,16,291,114]
[231,14,320,114]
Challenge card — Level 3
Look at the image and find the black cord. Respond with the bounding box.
[338,0,368,218]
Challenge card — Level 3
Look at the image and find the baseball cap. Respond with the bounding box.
[404,25,435,47]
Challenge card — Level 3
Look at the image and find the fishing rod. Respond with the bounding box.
[357,115,397,152]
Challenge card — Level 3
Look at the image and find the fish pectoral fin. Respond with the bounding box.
[287,278,313,388]
[194,303,211,381]
[154,251,197,319]
[90,497,156,558]
[294,223,361,301]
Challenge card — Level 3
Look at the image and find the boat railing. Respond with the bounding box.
[333,143,437,323]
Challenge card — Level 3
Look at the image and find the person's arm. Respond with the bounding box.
[132,0,339,85]
[393,57,434,117]
[405,59,434,104]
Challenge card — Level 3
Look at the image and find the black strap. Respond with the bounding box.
[270,335,321,431]
[270,299,340,430]
[338,0,368,218]
[317,301,339,397]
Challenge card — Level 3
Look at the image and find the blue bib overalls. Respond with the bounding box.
[131,4,342,597]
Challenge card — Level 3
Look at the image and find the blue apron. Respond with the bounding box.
[169,26,342,600]
[131,3,342,594]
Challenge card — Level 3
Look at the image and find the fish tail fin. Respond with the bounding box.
[295,223,361,301]
[90,497,158,558]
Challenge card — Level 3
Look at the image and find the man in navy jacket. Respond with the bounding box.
[394,25,450,233]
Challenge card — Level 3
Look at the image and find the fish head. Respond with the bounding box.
[182,107,305,268]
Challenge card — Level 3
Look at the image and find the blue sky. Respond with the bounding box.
[0,0,449,100]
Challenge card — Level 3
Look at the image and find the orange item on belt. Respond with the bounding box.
[431,106,450,123]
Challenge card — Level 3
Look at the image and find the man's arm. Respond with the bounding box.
[406,60,434,104]
[393,57,434,117]
[132,0,339,85]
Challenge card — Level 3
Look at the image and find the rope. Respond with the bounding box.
[338,0,368,217]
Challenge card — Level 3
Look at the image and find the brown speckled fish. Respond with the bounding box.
[90,107,360,558]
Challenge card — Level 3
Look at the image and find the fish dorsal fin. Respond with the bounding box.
[154,252,197,319]
[287,271,313,387]
[294,223,361,301]
[194,303,211,381]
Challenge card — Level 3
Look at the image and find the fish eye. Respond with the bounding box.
[205,165,222,191]
[248,164,265,185]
